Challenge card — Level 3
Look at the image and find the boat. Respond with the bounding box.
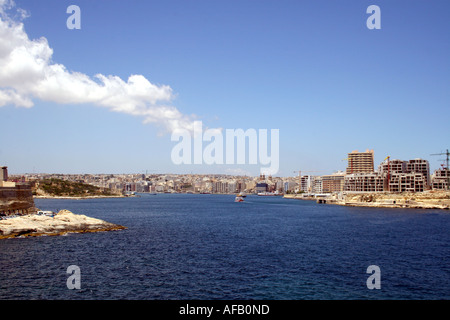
[257,191,284,196]
[237,192,247,198]
[235,196,244,202]
[37,210,55,217]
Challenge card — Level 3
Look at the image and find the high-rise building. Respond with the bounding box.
[313,177,323,194]
[300,175,315,193]
[346,150,374,174]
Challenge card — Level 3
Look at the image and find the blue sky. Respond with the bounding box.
[1,0,449,176]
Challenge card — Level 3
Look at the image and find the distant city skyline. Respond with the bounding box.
[1,1,449,176]
[6,151,446,180]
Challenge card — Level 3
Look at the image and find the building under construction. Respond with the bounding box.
[388,172,428,193]
[378,159,406,175]
[344,156,431,193]
[407,159,431,186]
[344,173,385,192]
[346,149,374,174]
[431,167,449,190]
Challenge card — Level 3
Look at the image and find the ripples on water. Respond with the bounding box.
[0,194,449,300]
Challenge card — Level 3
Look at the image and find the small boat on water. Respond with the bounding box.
[235,196,244,202]
[237,192,247,198]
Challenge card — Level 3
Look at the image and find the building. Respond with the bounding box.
[227,181,237,193]
[246,180,256,192]
[212,181,237,193]
[388,172,427,193]
[322,172,345,193]
[406,159,430,186]
[378,158,430,191]
[344,173,385,192]
[313,177,323,194]
[212,181,226,193]
[255,182,268,193]
[283,181,297,193]
[236,181,246,193]
[346,149,374,174]
[431,168,449,190]
[0,166,36,217]
[378,159,407,175]
[300,175,315,193]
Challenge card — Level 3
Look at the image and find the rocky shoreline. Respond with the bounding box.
[33,195,126,199]
[284,191,450,210]
[0,210,126,239]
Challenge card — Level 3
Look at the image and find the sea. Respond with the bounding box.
[0,193,449,300]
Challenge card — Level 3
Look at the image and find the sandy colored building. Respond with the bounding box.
[346,149,374,174]
[322,172,345,193]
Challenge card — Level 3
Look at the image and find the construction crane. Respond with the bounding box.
[431,149,449,170]
[293,170,323,177]
[430,149,450,190]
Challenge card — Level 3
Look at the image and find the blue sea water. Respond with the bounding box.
[0,194,449,300]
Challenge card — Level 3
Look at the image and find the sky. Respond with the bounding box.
[0,0,449,176]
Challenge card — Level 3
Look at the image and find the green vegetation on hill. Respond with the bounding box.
[36,178,118,197]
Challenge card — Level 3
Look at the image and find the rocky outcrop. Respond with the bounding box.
[337,191,450,209]
[285,191,450,210]
[0,210,126,239]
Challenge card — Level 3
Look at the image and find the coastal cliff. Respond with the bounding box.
[285,190,450,210]
[0,210,126,239]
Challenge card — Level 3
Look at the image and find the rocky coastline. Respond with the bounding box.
[284,190,450,210]
[0,209,126,239]
[33,195,126,199]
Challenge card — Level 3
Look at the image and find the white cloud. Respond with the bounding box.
[225,167,252,176]
[0,0,196,134]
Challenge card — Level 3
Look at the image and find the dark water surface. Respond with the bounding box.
[0,194,449,300]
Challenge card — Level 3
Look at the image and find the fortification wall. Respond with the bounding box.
[0,184,36,217]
